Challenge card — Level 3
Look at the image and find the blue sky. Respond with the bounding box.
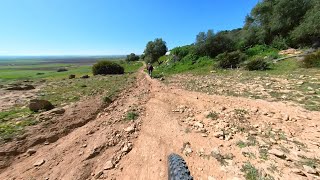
[0,0,258,56]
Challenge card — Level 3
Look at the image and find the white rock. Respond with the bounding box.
[104,160,114,170]
[124,125,135,133]
[194,122,204,128]
[213,131,224,138]
[303,165,317,174]
[26,149,36,156]
[33,159,45,167]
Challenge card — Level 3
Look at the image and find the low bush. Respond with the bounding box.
[216,51,247,69]
[300,50,320,68]
[245,45,279,57]
[92,61,124,75]
[244,58,270,71]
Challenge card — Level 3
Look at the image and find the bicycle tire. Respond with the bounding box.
[168,153,193,180]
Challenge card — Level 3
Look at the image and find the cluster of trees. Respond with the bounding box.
[140,0,319,70]
[125,53,140,62]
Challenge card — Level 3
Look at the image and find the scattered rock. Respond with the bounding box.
[268,149,286,159]
[33,159,45,167]
[26,149,37,156]
[29,99,54,112]
[104,160,114,170]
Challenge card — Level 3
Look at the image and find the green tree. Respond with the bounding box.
[144,38,168,64]
[126,53,140,62]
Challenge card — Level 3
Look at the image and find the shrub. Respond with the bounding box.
[216,51,247,69]
[57,68,68,72]
[92,61,124,75]
[271,36,289,50]
[245,45,278,57]
[181,53,199,64]
[300,50,320,68]
[245,58,270,71]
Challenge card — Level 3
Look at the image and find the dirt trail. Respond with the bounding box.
[1,67,320,180]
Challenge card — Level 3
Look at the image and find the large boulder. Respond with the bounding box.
[29,99,54,112]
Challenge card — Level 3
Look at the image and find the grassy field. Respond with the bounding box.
[155,57,320,111]
[0,59,142,142]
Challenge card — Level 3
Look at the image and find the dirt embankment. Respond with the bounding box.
[1,67,320,180]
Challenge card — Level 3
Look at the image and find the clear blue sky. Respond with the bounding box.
[0,0,258,56]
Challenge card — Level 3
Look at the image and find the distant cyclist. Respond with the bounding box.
[147,63,154,77]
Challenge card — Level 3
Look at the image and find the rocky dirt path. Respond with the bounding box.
[1,67,320,180]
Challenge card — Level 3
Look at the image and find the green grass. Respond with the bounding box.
[0,108,37,141]
[126,111,139,121]
[206,111,219,120]
[241,162,274,180]
[0,60,142,142]
[0,60,142,83]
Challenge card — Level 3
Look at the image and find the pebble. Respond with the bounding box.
[213,131,224,138]
[124,125,135,133]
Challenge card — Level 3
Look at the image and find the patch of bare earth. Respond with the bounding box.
[1,68,320,180]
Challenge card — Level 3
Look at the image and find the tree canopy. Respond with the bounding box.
[143,38,168,64]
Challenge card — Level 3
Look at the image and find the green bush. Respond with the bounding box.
[300,50,320,68]
[244,58,270,71]
[245,45,278,57]
[92,61,124,75]
[216,51,247,69]
[271,36,289,50]
[181,53,199,64]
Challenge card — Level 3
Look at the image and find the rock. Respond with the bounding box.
[201,133,208,137]
[303,165,317,174]
[27,149,37,156]
[29,99,54,112]
[69,74,76,79]
[104,160,114,170]
[284,114,290,121]
[213,131,224,138]
[124,125,135,133]
[297,81,304,85]
[95,171,104,179]
[159,77,165,81]
[57,68,68,72]
[203,111,211,118]
[208,176,216,180]
[268,149,286,159]
[183,142,193,156]
[48,108,65,114]
[81,75,90,79]
[194,122,204,128]
[221,107,227,111]
[291,168,306,176]
[33,159,45,167]
[5,84,35,91]
[249,130,258,136]
[121,142,133,153]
